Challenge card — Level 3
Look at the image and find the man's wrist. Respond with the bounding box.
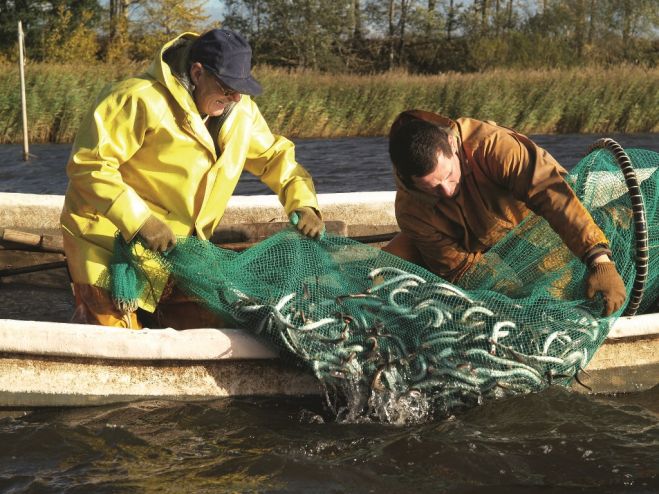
[584,243,612,267]
[590,253,612,266]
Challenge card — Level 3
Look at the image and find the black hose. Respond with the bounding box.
[587,138,649,316]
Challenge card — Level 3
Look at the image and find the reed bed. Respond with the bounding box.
[0,63,656,143]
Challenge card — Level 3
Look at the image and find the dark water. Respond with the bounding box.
[0,388,657,493]
[1,133,657,195]
[1,135,658,493]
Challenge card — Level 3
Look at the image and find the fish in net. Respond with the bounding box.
[105,147,659,423]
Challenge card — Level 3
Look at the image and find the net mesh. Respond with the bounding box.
[107,148,659,422]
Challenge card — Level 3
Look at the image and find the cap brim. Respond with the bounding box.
[217,74,263,97]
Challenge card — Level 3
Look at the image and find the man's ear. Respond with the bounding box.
[189,62,203,86]
[448,134,458,155]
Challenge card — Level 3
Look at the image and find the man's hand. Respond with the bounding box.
[138,215,177,253]
[290,207,325,239]
[585,259,626,316]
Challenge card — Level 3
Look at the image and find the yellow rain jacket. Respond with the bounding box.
[61,33,319,311]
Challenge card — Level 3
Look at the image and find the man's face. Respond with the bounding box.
[411,135,461,199]
[191,63,242,117]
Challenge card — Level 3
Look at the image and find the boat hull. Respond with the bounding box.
[0,329,656,408]
[0,193,657,408]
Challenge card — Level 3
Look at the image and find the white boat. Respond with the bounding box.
[0,192,657,408]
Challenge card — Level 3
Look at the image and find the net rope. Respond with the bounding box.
[106,147,659,422]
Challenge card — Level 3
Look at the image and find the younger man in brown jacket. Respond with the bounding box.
[383,110,626,316]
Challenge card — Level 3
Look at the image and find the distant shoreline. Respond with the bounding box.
[0,64,657,144]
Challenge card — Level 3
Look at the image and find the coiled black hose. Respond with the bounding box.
[587,138,649,316]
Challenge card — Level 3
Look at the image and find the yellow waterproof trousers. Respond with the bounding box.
[71,282,226,330]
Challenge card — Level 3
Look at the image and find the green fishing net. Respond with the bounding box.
[107,146,658,422]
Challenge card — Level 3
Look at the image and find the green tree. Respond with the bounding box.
[601,0,658,62]
[0,0,102,61]
[131,0,212,59]
[224,0,354,70]
[105,0,133,62]
[0,1,43,60]
[41,5,100,63]
[362,0,416,69]
[215,0,657,73]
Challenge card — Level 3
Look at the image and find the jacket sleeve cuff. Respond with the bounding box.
[281,181,320,217]
[583,243,613,267]
[105,188,152,242]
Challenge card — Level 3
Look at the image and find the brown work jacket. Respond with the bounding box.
[393,110,608,282]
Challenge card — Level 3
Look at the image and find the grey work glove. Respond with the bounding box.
[289,207,325,239]
[585,262,626,316]
[138,215,177,253]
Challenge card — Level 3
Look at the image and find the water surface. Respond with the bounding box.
[1,387,657,493]
[1,134,658,492]
[1,133,657,195]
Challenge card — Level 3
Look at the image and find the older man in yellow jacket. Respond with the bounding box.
[384,110,627,316]
[61,29,323,329]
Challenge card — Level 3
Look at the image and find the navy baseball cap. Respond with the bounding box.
[190,29,262,96]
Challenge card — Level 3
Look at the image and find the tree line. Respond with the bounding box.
[0,0,656,72]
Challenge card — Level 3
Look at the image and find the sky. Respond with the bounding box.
[203,1,225,23]
[97,0,225,24]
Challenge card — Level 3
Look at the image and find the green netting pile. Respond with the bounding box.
[108,148,658,422]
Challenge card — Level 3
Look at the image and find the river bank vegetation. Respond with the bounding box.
[0,0,656,142]
[0,63,657,143]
